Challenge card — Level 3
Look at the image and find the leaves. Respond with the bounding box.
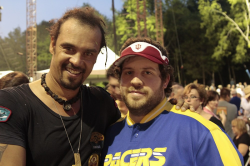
[199,0,250,63]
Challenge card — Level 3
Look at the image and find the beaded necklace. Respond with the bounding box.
[41,73,81,111]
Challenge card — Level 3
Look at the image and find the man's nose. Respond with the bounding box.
[69,53,84,67]
[131,76,143,88]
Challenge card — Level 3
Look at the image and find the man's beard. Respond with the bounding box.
[121,86,164,117]
[60,63,86,90]
[60,76,84,90]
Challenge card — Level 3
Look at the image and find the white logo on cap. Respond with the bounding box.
[131,42,148,52]
[130,42,168,62]
[135,44,141,50]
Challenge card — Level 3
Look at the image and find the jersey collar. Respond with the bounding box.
[126,97,173,126]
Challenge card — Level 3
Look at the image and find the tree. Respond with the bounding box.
[164,0,221,85]
[37,21,52,70]
[114,0,164,46]
[198,0,250,64]
[1,27,26,72]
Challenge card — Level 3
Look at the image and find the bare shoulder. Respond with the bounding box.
[0,143,26,166]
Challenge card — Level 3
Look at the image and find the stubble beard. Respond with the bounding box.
[122,87,164,117]
[60,75,84,90]
[60,64,86,90]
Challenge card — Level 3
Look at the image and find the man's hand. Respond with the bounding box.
[169,98,194,112]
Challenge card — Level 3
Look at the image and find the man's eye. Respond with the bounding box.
[145,71,151,75]
[83,52,95,59]
[85,52,93,56]
[126,71,132,75]
[63,47,75,54]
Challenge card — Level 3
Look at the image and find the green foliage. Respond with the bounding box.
[115,0,162,45]
[93,82,106,88]
[37,21,52,70]
[1,27,26,72]
[198,0,250,63]
[164,0,222,84]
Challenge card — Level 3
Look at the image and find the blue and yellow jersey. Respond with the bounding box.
[102,98,243,166]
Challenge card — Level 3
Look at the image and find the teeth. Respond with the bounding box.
[67,68,81,75]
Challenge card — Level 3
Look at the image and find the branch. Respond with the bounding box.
[212,9,249,45]
[245,12,249,38]
[246,0,250,21]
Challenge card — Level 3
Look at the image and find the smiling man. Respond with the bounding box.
[0,7,121,166]
[102,37,243,166]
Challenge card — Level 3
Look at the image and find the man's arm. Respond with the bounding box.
[0,144,26,166]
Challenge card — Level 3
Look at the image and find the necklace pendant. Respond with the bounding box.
[63,102,72,111]
[73,153,81,166]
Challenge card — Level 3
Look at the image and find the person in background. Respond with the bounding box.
[241,86,250,118]
[230,89,242,116]
[0,71,29,89]
[167,82,184,104]
[216,85,223,95]
[209,83,216,91]
[219,88,238,139]
[204,90,226,129]
[183,83,225,129]
[183,83,206,114]
[106,65,128,117]
[232,118,250,166]
[244,82,248,88]
[232,84,236,91]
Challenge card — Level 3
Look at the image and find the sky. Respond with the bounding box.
[0,0,124,38]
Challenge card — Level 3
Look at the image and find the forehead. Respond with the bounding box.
[58,18,102,47]
[122,56,159,70]
[188,89,199,95]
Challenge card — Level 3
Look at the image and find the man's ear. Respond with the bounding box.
[163,74,170,89]
[49,37,55,55]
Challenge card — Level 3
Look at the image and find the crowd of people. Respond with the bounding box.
[162,81,250,165]
[0,6,246,166]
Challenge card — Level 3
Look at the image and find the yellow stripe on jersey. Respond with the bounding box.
[171,105,242,166]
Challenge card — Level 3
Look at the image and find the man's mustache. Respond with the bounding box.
[65,63,86,73]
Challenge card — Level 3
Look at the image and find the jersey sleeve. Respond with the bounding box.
[0,88,29,148]
[196,129,244,166]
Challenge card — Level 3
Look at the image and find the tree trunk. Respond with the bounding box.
[231,66,236,83]
[112,0,117,54]
[175,53,181,84]
[227,58,232,81]
[218,72,224,86]
[202,65,205,85]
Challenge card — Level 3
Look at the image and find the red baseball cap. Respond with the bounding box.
[114,42,169,66]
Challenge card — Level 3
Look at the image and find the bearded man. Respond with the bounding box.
[102,37,243,166]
